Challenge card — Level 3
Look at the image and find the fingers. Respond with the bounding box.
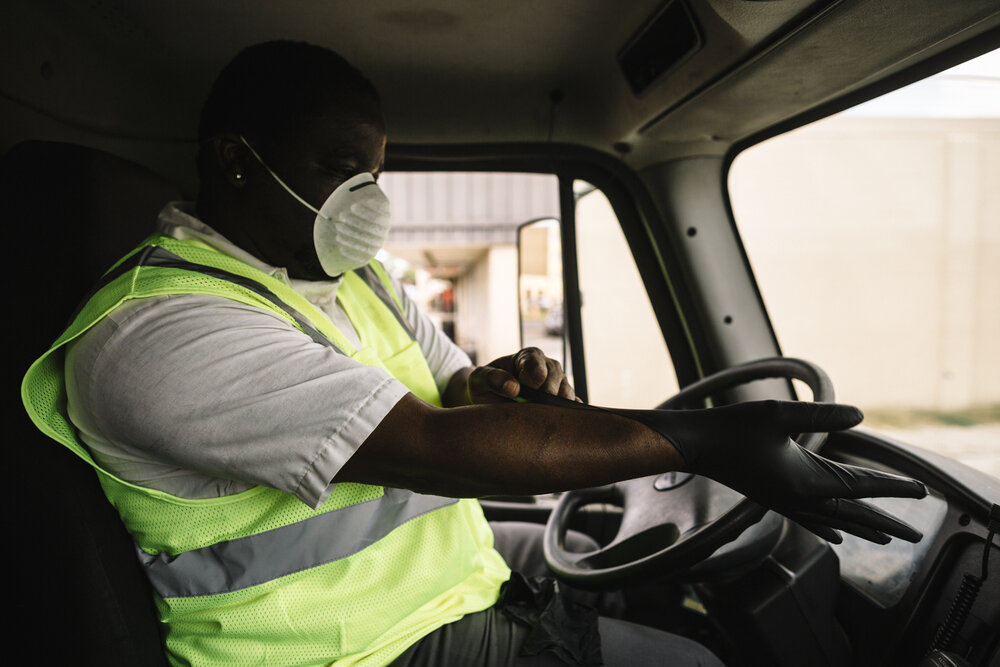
[795,449,928,502]
[472,348,577,403]
[796,509,889,544]
[512,347,575,399]
[824,497,923,542]
[771,401,864,433]
[557,376,578,401]
[795,497,923,544]
[514,384,592,411]
[468,366,519,403]
[838,463,928,500]
[512,347,547,387]
[794,518,844,544]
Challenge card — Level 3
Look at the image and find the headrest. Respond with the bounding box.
[5,140,177,665]
[3,140,182,356]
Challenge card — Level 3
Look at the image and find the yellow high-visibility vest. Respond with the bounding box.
[22,234,510,666]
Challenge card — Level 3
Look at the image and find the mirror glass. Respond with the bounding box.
[518,218,566,371]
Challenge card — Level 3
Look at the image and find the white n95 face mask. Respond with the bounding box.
[240,136,391,277]
[311,172,391,277]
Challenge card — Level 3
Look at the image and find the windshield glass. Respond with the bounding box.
[730,49,1000,476]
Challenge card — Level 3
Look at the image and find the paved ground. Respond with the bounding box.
[871,424,1000,480]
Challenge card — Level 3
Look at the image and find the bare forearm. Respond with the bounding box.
[335,391,929,546]
[335,393,684,497]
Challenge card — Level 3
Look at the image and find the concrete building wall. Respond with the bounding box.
[383,172,560,228]
[454,245,520,364]
[730,116,1000,411]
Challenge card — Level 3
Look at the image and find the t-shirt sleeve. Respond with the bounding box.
[389,273,473,393]
[64,294,410,509]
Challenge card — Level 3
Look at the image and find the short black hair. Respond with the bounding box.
[198,40,380,144]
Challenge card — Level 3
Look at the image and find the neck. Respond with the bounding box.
[195,192,267,263]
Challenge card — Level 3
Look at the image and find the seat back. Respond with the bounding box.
[6,140,180,665]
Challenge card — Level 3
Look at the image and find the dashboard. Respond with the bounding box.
[825,430,999,666]
[481,427,1000,666]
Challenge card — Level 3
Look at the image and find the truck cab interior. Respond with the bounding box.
[5,1,999,666]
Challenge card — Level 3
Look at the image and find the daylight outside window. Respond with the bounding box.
[377,171,560,367]
[729,49,1000,476]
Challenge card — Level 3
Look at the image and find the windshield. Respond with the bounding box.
[730,49,1000,476]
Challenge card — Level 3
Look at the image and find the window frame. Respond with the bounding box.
[386,143,707,399]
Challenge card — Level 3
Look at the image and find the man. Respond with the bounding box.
[22,41,926,666]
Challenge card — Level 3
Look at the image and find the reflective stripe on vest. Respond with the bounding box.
[139,488,456,598]
[354,263,416,340]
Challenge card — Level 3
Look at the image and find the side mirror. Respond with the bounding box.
[517,217,566,369]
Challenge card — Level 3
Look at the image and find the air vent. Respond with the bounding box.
[619,0,702,96]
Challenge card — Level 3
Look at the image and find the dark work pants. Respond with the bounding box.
[391,521,725,666]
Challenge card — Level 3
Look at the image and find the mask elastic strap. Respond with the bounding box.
[238,136,322,216]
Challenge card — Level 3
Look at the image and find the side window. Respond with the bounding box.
[574,181,678,408]
[378,171,560,366]
[377,171,678,410]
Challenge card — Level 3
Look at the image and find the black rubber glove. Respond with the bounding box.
[517,388,927,545]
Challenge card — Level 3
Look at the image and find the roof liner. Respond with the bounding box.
[1,0,998,170]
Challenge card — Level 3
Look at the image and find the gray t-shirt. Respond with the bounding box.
[64,203,471,509]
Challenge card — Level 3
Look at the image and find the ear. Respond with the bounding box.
[213,134,251,188]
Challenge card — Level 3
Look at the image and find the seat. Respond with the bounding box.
[6,140,180,665]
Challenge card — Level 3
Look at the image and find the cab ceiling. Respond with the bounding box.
[1,0,998,173]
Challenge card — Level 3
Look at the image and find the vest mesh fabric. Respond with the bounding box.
[157,500,503,665]
[22,235,510,666]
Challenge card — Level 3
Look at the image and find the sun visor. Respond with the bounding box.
[618,0,702,97]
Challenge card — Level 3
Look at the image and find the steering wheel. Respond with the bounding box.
[542,357,834,587]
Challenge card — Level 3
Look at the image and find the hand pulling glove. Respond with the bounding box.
[517,387,927,545]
